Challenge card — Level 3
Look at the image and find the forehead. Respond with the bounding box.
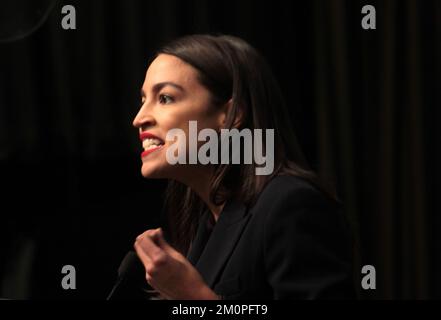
[143,54,200,89]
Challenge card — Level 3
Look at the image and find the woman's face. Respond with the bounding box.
[133,54,225,180]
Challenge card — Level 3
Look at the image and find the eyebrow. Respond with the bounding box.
[141,81,184,97]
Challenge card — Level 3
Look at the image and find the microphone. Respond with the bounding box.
[107,251,150,300]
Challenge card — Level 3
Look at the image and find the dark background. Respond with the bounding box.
[0,0,439,299]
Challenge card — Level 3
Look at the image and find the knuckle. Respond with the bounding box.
[148,264,158,276]
[146,229,155,237]
[152,253,167,266]
[136,234,145,243]
[150,228,161,238]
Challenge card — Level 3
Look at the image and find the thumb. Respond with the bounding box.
[155,228,174,252]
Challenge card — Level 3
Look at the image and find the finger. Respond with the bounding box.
[136,230,165,261]
[136,231,171,277]
[148,228,164,245]
[134,240,151,269]
[154,228,174,252]
[136,228,159,243]
[134,229,160,266]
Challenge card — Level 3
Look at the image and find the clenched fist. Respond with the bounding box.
[134,228,220,300]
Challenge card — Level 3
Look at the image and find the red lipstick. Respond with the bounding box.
[139,132,164,159]
[139,132,163,141]
[141,146,163,158]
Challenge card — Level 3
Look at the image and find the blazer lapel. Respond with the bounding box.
[187,210,211,266]
[195,199,251,288]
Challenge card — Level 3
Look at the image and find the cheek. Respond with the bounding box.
[168,98,217,127]
[158,100,220,146]
[160,110,190,131]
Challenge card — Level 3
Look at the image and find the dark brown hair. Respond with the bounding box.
[154,34,336,254]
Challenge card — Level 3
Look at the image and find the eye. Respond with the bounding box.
[159,94,174,105]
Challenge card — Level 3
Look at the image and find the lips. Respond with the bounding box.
[139,132,165,158]
[139,132,163,141]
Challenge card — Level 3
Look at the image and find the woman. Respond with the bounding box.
[130,34,355,299]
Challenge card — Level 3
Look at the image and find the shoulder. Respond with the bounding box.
[253,175,335,212]
[249,175,345,233]
[249,176,355,299]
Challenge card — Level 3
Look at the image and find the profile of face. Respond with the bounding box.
[132,54,226,182]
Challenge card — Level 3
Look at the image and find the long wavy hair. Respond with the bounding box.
[154,34,337,254]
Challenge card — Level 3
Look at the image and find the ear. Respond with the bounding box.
[217,99,244,129]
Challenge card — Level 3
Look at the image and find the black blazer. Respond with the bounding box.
[187,175,356,299]
[109,175,356,300]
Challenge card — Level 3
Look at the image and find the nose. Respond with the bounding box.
[132,104,156,130]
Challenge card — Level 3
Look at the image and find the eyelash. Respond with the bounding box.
[159,94,174,104]
[139,93,174,107]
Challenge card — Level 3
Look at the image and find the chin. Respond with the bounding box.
[139,147,169,178]
[141,163,165,179]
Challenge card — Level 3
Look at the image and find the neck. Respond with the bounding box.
[178,165,224,221]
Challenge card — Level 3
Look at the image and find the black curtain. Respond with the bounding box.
[0,0,439,299]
